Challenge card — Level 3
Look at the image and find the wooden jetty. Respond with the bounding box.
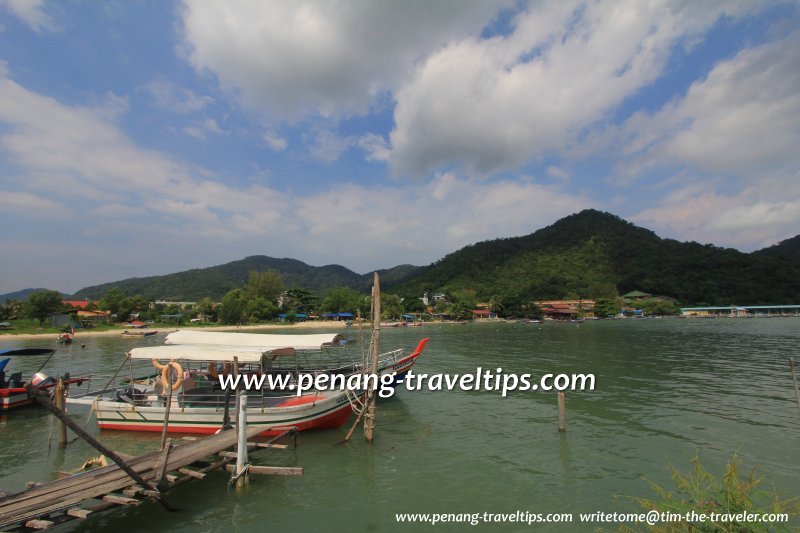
[0,427,299,530]
[0,383,302,531]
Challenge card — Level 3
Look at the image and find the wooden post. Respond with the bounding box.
[160,364,174,451]
[232,356,248,487]
[55,378,68,448]
[790,358,800,413]
[557,391,566,432]
[364,272,380,443]
[24,384,170,508]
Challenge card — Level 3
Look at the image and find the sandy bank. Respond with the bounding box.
[0,320,355,340]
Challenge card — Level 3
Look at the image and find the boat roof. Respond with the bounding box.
[130,345,272,363]
[164,330,346,350]
[0,348,56,357]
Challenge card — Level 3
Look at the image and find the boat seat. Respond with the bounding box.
[8,372,22,388]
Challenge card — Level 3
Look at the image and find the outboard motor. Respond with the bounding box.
[30,371,55,388]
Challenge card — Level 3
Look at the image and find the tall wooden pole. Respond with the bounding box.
[790,358,800,413]
[364,272,380,443]
[160,365,174,451]
[233,357,249,487]
[54,378,68,448]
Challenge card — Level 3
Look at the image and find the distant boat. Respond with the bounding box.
[122,330,158,337]
[0,348,87,411]
[58,326,75,344]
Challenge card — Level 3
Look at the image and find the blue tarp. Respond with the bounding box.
[337,313,354,318]
[402,314,414,319]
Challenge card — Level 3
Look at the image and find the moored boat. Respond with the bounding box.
[67,332,429,436]
[0,348,86,411]
[121,330,158,337]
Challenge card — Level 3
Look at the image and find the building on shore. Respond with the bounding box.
[535,299,596,320]
[680,305,800,317]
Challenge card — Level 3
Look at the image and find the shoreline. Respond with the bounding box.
[0,320,354,340]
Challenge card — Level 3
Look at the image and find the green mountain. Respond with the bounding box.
[393,210,800,306]
[0,288,61,304]
[65,210,799,306]
[72,256,421,301]
[755,234,800,259]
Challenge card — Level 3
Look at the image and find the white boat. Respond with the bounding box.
[67,332,428,436]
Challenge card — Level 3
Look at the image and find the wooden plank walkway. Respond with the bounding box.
[0,426,274,531]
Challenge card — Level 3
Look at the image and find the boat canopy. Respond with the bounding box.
[0,348,56,357]
[164,330,346,350]
[130,345,271,363]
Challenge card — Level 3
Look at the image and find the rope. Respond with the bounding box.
[228,463,250,487]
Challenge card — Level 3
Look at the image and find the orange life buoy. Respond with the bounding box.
[207,362,231,380]
[152,358,167,371]
[161,361,183,392]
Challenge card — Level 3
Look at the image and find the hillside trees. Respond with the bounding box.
[22,290,64,325]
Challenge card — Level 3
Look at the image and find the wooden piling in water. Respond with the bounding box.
[54,378,67,448]
[557,392,566,432]
[364,272,381,443]
[790,357,800,413]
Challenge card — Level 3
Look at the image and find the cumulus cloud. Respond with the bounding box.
[632,173,800,251]
[0,65,590,292]
[179,0,506,120]
[389,0,764,177]
[618,33,800,177]
[143,78,213,114]
[1,0,57,33]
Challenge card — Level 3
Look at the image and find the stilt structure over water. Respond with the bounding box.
[0,384,300,531]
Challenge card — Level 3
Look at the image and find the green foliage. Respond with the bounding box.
[396,210,800,306]
[282,287,317,314]
[639,299,680,316]
[320,287,367,315]
[218,289,247,324]
[595,297,620,317]
[247,270,283,302]
[193,297,216,321]
[380,293,404,320]
[244,296,277,321]
[628,453,799,533]
[22,290,64,324]
[62,210,800,306]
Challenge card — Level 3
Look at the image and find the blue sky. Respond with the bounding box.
[1,0,799,295]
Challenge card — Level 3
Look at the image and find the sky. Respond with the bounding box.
[1,0,799,295]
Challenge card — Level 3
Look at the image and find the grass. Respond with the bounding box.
[622,453,800,532]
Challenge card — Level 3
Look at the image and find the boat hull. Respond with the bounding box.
[0,388,34,410]
[86,391,354,436]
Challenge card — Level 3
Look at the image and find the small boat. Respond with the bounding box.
[67,331,429,435]
[122,330,158,337]
[0,348,87,411]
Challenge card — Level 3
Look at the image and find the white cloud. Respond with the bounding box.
[618,33,800,177]
[0,0,56,33]
[357,134,390,162]
[143,78,213,114]
[308,129,352,163]
[388,0,765,177]
[179,0,507,120]
[183,118,227,140]
[262,130,287,151]
[0,189,65,215]
[632,173,800,250]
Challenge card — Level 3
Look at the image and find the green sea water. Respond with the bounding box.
[1,318,799,531]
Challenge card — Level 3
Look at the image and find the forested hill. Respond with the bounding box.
[755,234,800,259]
[73,256,421,300]
[69,210,799,305]
[393,210,800,306]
